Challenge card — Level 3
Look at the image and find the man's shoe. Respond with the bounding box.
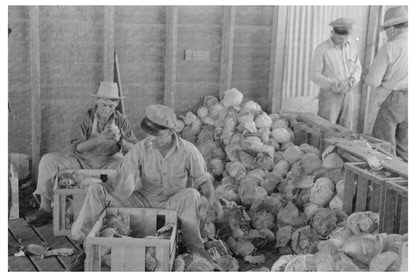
[68,250,86,271]
[27,209,52,227]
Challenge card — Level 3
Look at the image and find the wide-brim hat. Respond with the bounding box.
[381,6,408,28]
[92,81,125,100]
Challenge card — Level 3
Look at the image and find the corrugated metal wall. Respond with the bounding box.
[283,5,370,98]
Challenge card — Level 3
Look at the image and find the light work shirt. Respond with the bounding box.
[311,38,362,89]
[70,107,138,168]
[364,33,407,91]
[115,133,211,201]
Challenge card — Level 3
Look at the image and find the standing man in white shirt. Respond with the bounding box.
[364,7,408,161]
[310,18,362,127]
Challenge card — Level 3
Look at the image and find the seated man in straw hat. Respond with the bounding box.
[68,104,223,271]
[28,81,138,226]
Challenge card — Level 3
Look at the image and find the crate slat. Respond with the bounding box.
[342,169,356,214]
[155,246,169,271]
[355,175,369,212]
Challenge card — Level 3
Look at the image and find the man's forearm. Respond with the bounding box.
[200,180,215,202]
[75,137,101,153]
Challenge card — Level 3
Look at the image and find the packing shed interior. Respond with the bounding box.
[9,5,388,174]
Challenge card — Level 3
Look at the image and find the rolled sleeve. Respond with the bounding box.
[364,45,389,88]
[186,145,211,188]
[114,145,142,197]
[70,113,92,153]
[115,112,138,144]
[350,54,362,84]
[310,46,335,89]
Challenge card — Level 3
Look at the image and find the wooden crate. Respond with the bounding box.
[380,179,408,234]
[342,162,407,234]
[324,137,408,178]
[85,208,178,271]
[291,112,350,153]
[53,169,117,236]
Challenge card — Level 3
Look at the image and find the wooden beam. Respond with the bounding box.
[29,6,41,178]
[163,6,178,111]
[268,6,288,114]
[358,6,382,134]
[104,6,115,81]
[219,6,236,97]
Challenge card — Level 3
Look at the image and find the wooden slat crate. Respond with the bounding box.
[325,137,408,178]
[290,112,351,153]
[342,162,407,234]
[85,208,178,271]
[53,169,117,236]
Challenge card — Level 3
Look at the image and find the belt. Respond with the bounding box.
[392,88,408,93]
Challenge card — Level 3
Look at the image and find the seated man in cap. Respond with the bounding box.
[69,104,223,271]
[28,81,138,226]
[310,17,362,127]
[364,6,408,162]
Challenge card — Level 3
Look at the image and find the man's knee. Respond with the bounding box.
[39,152,61,168]
[179,188,200,201]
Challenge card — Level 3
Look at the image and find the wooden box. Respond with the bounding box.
[291,112,350,153]
[380,179,408,234]
[342,162,407,234]
[53,169,117,236]
[85,208,178,271]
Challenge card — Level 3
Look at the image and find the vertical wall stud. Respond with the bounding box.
[219,6,236,97]
[268,6,288,113]
[104,6,115,81]
[358,6,382,134]
[164,6,178,111]
[29,6,41,178]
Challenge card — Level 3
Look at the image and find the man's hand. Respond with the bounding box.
[347,77,356,88]
[200,180,224,221]
[208,195,224,221]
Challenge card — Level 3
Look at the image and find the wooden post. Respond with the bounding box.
[358,6,382,133]
[268,6,288,114]
[164,6,178,111]
[219,6,236,98]
[29,6,41,178]
[104,6,115,81]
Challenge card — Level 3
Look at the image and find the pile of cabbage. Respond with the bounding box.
[176,88,407,271]
[271,211,408,271]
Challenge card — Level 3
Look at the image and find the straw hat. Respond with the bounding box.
[92,81,125,99]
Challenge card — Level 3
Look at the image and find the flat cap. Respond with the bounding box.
[141,104,177,135]
[329,18,354,34]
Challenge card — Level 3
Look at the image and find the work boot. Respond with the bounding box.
[68,250,86,271]
[27,209,52,227]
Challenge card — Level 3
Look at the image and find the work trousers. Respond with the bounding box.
[317,88,350,126]
[33,152,123,201]
[70,184,203,250]
[373,90,408,161]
